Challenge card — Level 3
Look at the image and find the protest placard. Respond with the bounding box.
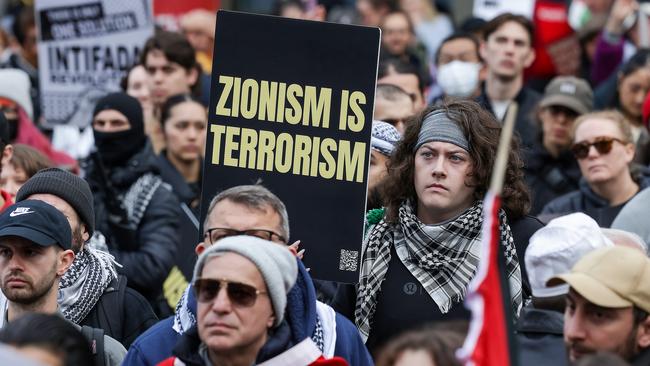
[200,11,380,283]
[35,0,154,127]
[153,0,219,31]
[473,0,535,20]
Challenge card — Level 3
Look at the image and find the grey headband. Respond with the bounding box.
[413,110,470,152]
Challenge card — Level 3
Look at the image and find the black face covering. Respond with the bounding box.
[6,119,18,141]
[92,92,146,167]
[94,129,145,166]
[0,113,10,144]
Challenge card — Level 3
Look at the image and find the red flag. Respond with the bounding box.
[457,191,514,366]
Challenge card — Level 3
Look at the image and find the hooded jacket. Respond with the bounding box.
[540,166,650,227]
[123,260,373,366]
[83,143,180,303]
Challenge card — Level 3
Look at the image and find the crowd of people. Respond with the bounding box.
[0,0,649,365]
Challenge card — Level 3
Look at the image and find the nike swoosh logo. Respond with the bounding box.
[9,211,34,217]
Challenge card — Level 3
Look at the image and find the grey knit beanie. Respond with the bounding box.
[15,168,95,236]
[193,236,297,326]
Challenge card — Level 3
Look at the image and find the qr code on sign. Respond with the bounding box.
[339,249,359,271]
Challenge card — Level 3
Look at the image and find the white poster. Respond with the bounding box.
[35,0,154,127]
[473,0,535,21]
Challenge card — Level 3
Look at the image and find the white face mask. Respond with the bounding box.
[437,61,482,98]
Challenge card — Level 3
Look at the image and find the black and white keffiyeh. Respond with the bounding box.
[122,173,163,228]
[173,285,196,334]
[354,200,522,341]
[58,246,118,324]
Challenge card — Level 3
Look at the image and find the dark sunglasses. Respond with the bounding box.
[194,278,266,307]
[547,105,578,119]
[203,228,286,245]
[571,137,626,160]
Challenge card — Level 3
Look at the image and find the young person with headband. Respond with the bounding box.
[334,99,540,353]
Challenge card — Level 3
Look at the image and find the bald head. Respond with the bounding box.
[602,228,648,254]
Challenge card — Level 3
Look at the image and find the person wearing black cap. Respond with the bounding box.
[0,113,14,212]
[13,168,158,347]
[82,92,181,316]
[0,200,74,320]
[0,200,127,366]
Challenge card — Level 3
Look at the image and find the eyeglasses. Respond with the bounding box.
[203,227,286,245]
[570,137,626,160]
[194,278,266,307]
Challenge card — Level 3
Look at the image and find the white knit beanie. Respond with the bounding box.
[0,69,33,119]
[193,235,298,326]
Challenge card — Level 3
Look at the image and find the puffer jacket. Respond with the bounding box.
[83,143,180,302]
[540,166,650,227]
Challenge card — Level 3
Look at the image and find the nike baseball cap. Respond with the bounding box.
[0,200,72,250]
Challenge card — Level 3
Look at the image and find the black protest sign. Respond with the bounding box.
[200,11,380,283]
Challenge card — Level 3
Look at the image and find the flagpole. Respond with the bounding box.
[490,103,518,195]
[457,102,520,366]
[492,103,519,366]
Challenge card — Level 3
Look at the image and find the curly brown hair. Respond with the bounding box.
[381,99,530,222]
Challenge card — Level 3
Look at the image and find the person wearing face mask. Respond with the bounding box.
[434,32,483,100]
[0,68,77,171]
[82,92,181,317]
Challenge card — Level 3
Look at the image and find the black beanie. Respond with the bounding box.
[92,92,146,165]
[92,92,144,133]
[15,168,95,236]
